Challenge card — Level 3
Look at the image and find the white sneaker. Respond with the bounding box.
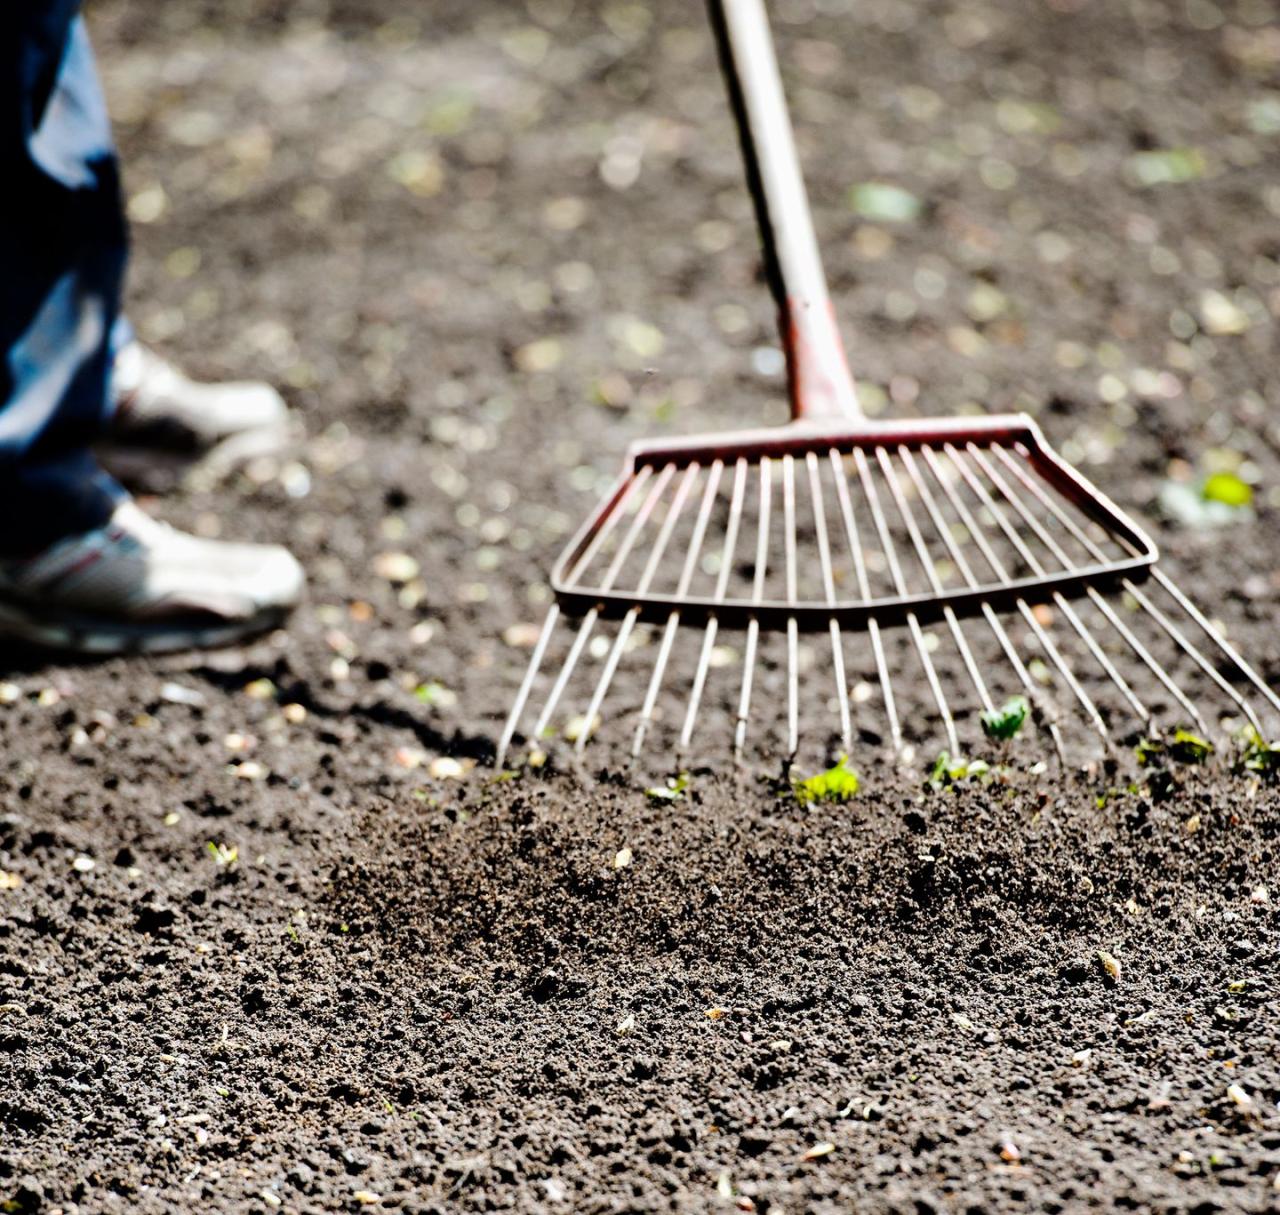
[109,341,290,457]
[0,500,304,654]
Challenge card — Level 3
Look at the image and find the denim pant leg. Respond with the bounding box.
[0,8,127,558]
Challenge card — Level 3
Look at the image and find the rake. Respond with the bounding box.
[496,0,1280,769]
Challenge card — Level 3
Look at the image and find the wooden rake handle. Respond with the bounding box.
[708,0,862,423]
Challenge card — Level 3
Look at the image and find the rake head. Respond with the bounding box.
[496,414,1280,770]
[494,0,1280,771]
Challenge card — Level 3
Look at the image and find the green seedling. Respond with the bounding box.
[414,681,454,707]
[848,181,921,223]
[1237,727,1280,776]
[926,751,990,789]
[206,841,238,867]
[793,756,859,805]
[645,773,690,802]
[1137,729,1213,766]
[1201,472,1252,508]
[981,694,1029,741]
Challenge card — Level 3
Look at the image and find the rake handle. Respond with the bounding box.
[709,0,862,422]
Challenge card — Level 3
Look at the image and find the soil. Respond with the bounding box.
[4,0,1280,1212]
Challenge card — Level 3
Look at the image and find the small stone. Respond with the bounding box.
[1226,1083,1252,1109]
[428,756,473,780]
[72,855,96,873]
[373,551,420,583]
[160,682,206,707]
[1199,289,1250,335]
[801,1142,836,1162]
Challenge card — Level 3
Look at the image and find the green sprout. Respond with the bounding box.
[414,681,455,707]
[645,773,690,802]
[792,756,860,805]
[926,751,990,789]
[1201,472,1252,508]
[848,181,921,223]
[1137,729,1213,766]
[206,841,238,867]
[981,695,1029,741]
[1238,727,1280,777]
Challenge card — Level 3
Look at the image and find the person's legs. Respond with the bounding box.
[0,8,127,557]
[0,8,305,652]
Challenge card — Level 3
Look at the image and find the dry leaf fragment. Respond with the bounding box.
[1097,949,1122,982]
[616,1013,635,1036]
[0,871,21,891]
[716,1172,734,1199]
[801,1142,836,1162]
[353,1192,381,1207]
[705,1006,726,1021]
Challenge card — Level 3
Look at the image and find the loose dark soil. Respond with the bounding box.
[4,1,1280,1211]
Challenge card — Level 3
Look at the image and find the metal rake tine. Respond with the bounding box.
[806,451,852,752]
[496,604,561,769]
[992,445,1210,732]
[576,463,702,754]
[905,446,1066,760]
[783,454,801,759]
[854,447,960,757]
[681,457,748,752]
[533,464,671,739]
[828,448,902,754]
[632,459,725,757]
[501,466,653,762]
[966,445,1149,725]
[911,445,1070,763]
[735,457,772,762]
[935,444,1110,739]
[876,447,994,716]
[1125,572,1268,738]
[1149,565,1280,724]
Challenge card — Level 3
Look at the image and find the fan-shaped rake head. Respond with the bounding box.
[496,414,1280,771]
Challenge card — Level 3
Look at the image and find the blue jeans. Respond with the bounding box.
[0,5,127,557]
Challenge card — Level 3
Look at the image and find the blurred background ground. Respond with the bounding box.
[2,0,1280,1211]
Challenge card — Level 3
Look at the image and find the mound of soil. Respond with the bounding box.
[3,0,1279,1211]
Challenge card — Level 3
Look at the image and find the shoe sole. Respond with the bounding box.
[0,597,290,656]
